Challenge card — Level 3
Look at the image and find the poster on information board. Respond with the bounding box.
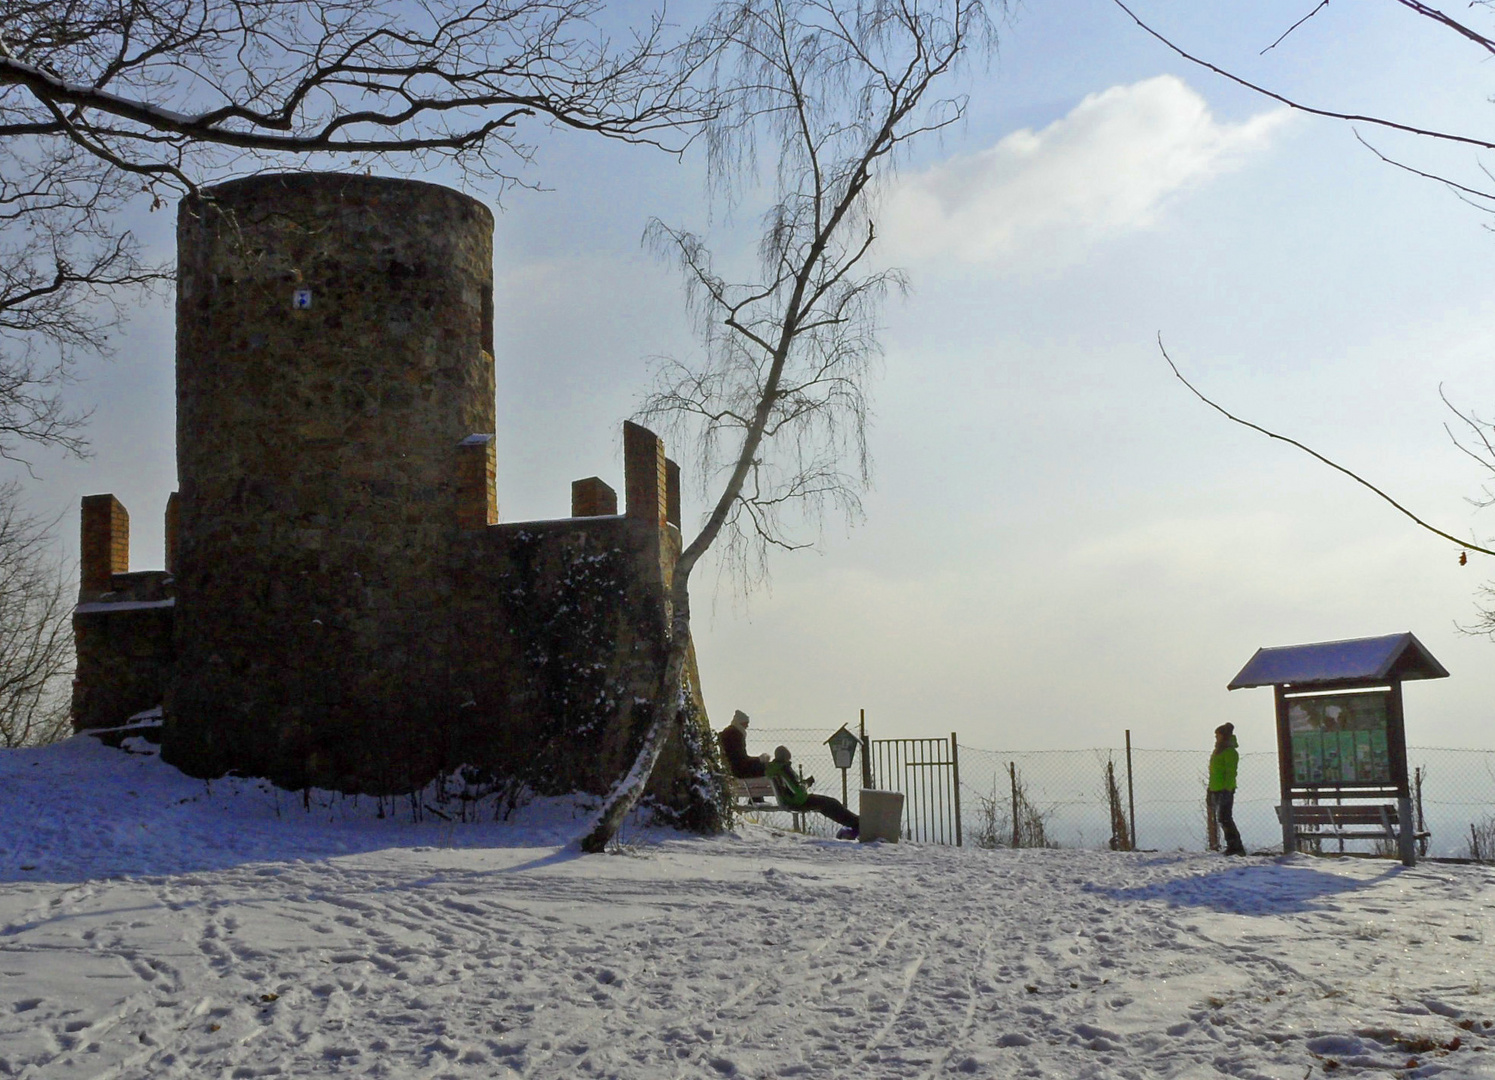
[1286,692,1393,786]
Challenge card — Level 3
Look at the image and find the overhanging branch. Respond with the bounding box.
[1160,335,1495,559]
[1111,0,1495,152]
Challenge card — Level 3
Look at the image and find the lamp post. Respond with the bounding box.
[825,724,860,806]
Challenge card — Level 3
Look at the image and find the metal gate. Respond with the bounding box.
[868,734,962,845]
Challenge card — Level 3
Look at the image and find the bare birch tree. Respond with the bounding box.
[581,0,994,852]
[0,481,71,747]
[0,0,710,459]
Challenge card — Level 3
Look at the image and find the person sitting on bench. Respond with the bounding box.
[766,745,860,840]
[719,710,770,779]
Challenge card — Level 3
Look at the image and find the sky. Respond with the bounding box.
[10,0,1495,758]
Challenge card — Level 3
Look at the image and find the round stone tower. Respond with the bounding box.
[163,173,496,791]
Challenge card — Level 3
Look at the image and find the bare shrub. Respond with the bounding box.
[1104,757,1132,851]
[1468,817,1495,863]
[974,764,1054,849]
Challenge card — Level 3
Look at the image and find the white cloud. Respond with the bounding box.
[880,76,1289,266]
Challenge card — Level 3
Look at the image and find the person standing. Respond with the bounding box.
[1209,722,1246,856]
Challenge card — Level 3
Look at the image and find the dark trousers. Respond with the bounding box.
[1211,789,1244,854]
[801,793,859,830]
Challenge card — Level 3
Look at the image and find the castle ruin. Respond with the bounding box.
[72,173,710,810]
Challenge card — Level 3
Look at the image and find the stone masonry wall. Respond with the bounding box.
[165,174,497,787]
[72,570,175,732]
[63,173,719,809]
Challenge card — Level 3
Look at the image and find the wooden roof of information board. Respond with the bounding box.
[1227,632,1449,690]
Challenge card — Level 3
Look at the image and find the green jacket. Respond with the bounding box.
[1208,736,1239,792]
[765,760,808,807]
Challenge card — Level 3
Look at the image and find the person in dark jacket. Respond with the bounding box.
[1209,722,1246,856]
[719,710,769,779]
[766,745,859,839]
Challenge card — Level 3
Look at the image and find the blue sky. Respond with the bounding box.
[11,0,1495,757]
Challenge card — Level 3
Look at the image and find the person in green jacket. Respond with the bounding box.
[1209,723,1246,856]
[765,746,860,839]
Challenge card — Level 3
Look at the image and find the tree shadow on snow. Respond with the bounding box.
[1082,860,1403,915]
[0,737,623,885]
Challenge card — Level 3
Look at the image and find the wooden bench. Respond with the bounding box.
[1276,803,1429,848]
[729,776,786,808]
[728,777,804,828]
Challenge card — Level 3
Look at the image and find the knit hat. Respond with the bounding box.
[731,710,750,730]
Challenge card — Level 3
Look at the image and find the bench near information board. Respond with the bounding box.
[1274,802,1429,850]
[1229,632,1448,867]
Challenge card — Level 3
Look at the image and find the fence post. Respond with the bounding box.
[1397,794,1417,866]
[1010,761,1019,849]
[950,732,962,847]
[1414,766,1426,839]
[1125,729,1136,851]
[859,708,872,789]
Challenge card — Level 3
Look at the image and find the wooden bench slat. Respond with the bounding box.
[1275,802,1430,841]
[728,776,800,814]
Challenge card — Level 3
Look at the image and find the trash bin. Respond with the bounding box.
[858,788,904,843]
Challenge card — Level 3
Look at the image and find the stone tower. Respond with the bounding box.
[115,172,712,805]
[165,174,496,788]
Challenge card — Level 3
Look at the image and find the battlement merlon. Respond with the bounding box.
[80,494,129,600]
[456,434,497,530]
[572,476,618,517]
[165,492,180,575]
[666,458,681,529]
[623,421,667,528]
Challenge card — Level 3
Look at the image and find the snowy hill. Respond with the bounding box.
[2,735,1493,1078]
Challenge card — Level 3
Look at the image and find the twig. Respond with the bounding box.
[1392,0,1495,57]
[1111,0,1495,152]
[1262,1,1330,55]
[1158,335,1495,558]
[1355,131,1495,205]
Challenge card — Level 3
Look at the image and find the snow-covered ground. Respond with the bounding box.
[3,735,1494,1079]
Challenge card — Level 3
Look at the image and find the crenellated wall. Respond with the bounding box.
[73,174,708,808]
[72,495,176,732]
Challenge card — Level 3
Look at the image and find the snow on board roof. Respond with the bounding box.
[1227,632,1449,690]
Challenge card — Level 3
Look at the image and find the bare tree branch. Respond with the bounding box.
[1160,336,1495,559]
[1391,0,1495,57]
[0,0,714,459]
[1353,131,1495,210]
[1261,1,1330,55]
[1111,0,1495,152]
[1121,2,1495,633]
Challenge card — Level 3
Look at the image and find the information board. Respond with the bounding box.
[1286,692,1392,785]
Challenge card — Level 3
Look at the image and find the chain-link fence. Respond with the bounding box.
[748,728,1495,857]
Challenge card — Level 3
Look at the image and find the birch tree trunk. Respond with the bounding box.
[581,0,993,852]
